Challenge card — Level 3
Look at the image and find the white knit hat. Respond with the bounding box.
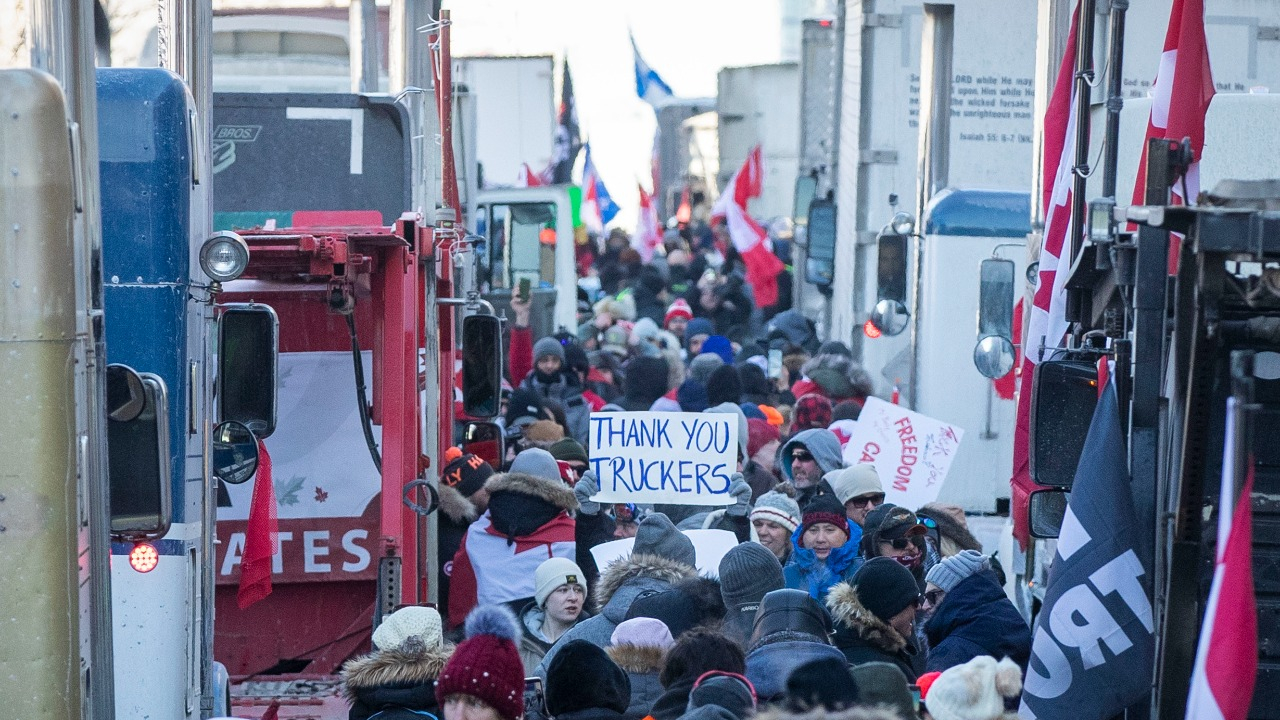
[610,617,675,650]
[534,557,587,608]
[925,656,1022,720]
[925,549,991,593]
[372,605,443,651]
[750,490,801,533]
[827,464,884,505]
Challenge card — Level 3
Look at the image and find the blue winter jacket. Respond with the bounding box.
[782,522,864,601]
[922,571,1031,673]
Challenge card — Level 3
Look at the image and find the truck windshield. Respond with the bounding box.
[481,202,556,290]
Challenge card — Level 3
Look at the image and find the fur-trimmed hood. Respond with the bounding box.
[594,552,697,610]
[341,644,454,697]
[438,483,478,525]
[824,582,906,654]
[484,471,579,512]
[606,643,666,673]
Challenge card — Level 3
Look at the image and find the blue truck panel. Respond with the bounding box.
[97,68,193,522]
[924,188,1032,238]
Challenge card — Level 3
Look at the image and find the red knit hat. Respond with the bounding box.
[793,393,834,432]
[664,298,693,327]
[436,605,526,720]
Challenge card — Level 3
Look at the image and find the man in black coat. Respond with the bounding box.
[824,557,921,682]
[544,640,633,720]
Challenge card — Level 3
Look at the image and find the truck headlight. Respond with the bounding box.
[200,231,249,282]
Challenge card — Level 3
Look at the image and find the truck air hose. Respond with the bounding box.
[345,312,382,473]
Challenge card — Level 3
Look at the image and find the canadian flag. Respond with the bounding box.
[710,145,785,308]
[1129,0,1215,274]
[1185,400,1257,720]
[633,184,662,262]
[517,162,545,187]
[1009,1,1080,546]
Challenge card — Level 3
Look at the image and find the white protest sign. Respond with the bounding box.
[588,412,737,506]
[840,397,964,510]
[589,529,740,577]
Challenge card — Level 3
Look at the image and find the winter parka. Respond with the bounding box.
[342,643,453,720]
[923,571,1031,673]
[519,371,590,444]
[436,483,478,628]
[782,523,863,602]
[606,643,667,720]
[824,581,918,682]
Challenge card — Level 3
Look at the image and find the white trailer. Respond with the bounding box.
[452,55,555,190]
[718,62,802,221]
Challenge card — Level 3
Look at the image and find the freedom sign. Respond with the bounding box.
[588,412,736,506]
[841,397,964,510]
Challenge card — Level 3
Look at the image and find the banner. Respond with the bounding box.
[840,397,964,510]
[588,412,737,506]
[1019,383,1154,720]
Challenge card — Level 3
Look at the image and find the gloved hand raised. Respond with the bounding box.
[574,470,601,515]
[725,474,752,517]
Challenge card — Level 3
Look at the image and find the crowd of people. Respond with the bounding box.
[344,234,1032,720]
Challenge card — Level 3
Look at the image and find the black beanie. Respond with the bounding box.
[706,364,744,407]
[545,640,632,715]
[785,656,860,711]
[852,557,921,621]
[441,454,495,497]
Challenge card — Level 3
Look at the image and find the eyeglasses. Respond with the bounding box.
[919,516,938,530]
[849,493,886,508]
[888,537,915,550]
[922,589,946,606]
[791,452,815,463]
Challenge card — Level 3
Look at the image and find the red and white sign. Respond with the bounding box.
[842,397,965,510]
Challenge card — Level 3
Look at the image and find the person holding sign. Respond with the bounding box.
[782,495,863,602]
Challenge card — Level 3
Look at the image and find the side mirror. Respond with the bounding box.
[106,363,146,422]
[108,372,172,540]
[212,421,259,485]
[876,231,910,304]
[869,298,910,337]
[804,198,837,286]
[792,174,818,229]
[974,258,1016,379]
[1029,359,1098,488]
[461,314,504,418]
[1029,489,1069,538]
[218,303,279,438]
[462,421,504,470]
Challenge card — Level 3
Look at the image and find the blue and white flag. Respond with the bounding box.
[581,144,619,233]
[632,32,674,108]
[1019,380,1156,720]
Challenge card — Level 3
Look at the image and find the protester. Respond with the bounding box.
[683,672,758,720]
[620,356,671,411]
[550,437,590,480]
[572,471,617,594]
[438,453,494,626]
[448,449,578,628]
[706,364,744,407]
[648,629,747,720]
[781,656,860,712]
[790,394,833,434]
[685,318,715,358]
[612,502,647,538]
[624,576,726,640]
[916,503,985,557]
[783,495,862,601]
[718,543,786,647]
[778,429,843,507]
[923,656,1022,720]
[536,513,697,677]
[665,299,693,340]
[826,558,921,681]
[790,353,875,406]
[436,605,526,720]
[826,465,885,527]
[921,550,1031,673]
[545,640,633,720]
[743,589,846,703]
[743,419,782,499]
[342,606,453,720]
[750,489,801,564]
[607,618,674,720]
[518,558,590,671]
[688,352,724,383]
[847,662,918,720]
[860,505,928,588]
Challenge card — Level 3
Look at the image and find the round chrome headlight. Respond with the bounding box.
[890,211,916,236]
[200,231,249,282]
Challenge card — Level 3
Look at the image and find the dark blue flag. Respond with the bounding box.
[1019,381,1155,719]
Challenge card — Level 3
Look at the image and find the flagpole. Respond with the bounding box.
[1066,0,1095,268]
[1099,0,1128,201]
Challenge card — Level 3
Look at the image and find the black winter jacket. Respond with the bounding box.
[824,582,918,682]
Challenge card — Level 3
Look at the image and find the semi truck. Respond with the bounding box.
[717,62,802,222]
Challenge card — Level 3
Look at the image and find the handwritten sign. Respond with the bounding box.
[589,529,740,577]
[589,412,736,506]
[840,397,965,510]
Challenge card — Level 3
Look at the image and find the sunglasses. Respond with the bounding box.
[791,452,815,463]
[849,493,886,508]
[614,503,641,523]
[922,589,946,606]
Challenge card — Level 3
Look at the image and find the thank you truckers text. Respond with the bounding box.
[588,412,737,506]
